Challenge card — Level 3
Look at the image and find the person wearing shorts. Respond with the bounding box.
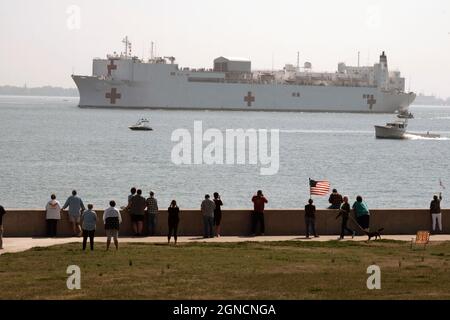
[62,190,86,237]
[128,189,146,236]
[103,200,122,250]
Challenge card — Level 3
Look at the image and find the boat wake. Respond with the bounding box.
[433,116,450,120]
[403,133,449,141]
[280,129,371,134]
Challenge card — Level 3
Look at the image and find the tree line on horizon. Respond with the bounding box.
[0,85,78,97]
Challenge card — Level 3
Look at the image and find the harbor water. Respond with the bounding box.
[0,95,449,209]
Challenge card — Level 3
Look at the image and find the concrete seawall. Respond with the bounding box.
[2,209,448,237]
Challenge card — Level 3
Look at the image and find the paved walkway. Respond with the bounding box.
[1,235,449,255]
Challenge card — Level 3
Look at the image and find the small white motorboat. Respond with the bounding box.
[374,120,407,139]
[129,118,153,131]
[397,111,414,119]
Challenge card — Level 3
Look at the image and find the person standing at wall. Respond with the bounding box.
[168,200,180,245]
[45,194,61,237]
[146,191,159,236]
[328,189,344,209]
[352,196,370,232]
[336,196,355,240]
[128,189,146,236]
[128,187,137,205]
[430,193,443,234]
[251,190,268,236]
[0,205,6,250]
[104,200,122,251]
[201,194,216,238]
[121,187,136,213]
[304,199,318,239]
[81,204,97,251]
[62,190,85,237]
[213,192,223,237]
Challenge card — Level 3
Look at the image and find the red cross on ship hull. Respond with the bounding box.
[367,95,376,110]
[244,92,255,107]
[105,88,121,104]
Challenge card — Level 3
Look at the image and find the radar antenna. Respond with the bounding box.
[150,41,154,60]
[122,36,132,57]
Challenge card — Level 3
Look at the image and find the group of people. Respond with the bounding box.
[39,187,226,249]
[324,189,443,239]
[0,188,444,251]
[125,188,224,244]
[305,190,371,240]
[44,191,122,251]
[125,188,158,237]
[200,193,223,239]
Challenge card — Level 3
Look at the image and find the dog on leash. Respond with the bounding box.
[364,228,384,241]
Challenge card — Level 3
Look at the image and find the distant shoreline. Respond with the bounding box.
[0,85,79,97]
[0,94,79,99]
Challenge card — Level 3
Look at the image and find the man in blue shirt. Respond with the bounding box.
[62,190,86,236]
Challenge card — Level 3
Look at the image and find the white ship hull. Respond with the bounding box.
[72,50,415,113]
[73,75,415,113]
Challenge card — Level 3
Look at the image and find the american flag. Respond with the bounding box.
[309,179,331,196]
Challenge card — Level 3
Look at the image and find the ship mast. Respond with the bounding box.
[122,36,132,57]
[150,41,154,60]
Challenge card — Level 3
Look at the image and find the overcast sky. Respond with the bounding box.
[1,0,449,97]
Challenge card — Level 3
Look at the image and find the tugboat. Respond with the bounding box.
[374,120,408,139]
[129,118,153,131]
[375,119,441,139]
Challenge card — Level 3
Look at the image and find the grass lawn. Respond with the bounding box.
[1,240,450,299]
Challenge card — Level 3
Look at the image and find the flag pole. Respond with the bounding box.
[309,178,312,200]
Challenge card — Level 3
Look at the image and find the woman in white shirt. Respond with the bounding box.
[45,194,61,237]
[103,200,122,250]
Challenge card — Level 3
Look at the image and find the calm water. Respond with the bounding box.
[0,95,449,209]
